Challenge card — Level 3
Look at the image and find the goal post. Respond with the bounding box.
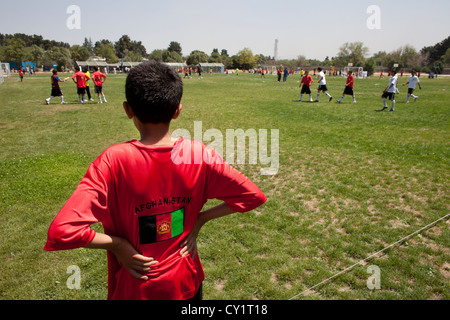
[0,62,11,83]
[343,66,366,79]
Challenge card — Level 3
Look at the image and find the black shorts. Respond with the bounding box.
[408,88,415,94]
[95,85,103,94]
[318,85,328,91]
[77,87,86,95]
[51,88,63,97]
[382,92,395,100]
[301,85,311,94]
[343,86,354,95]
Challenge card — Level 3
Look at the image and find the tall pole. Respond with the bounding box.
[274,39,278,63]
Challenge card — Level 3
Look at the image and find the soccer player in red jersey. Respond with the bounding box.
[92,66,107,104]
[72,68,89,104]
[297,70,314,102]
[337,70,356,104]
[44,61,266,300]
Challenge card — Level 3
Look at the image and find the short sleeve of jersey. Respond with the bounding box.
[44,159,110,251]
[203,149,266,212]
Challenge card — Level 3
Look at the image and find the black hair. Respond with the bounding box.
[125,60,183,124]
[93,66,98,71]
[52,69,57,74]
[318,67,322,71]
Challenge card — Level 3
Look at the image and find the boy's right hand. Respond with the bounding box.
[110,237,158,281]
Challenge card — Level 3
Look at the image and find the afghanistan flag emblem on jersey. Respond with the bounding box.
[138,208,185,244]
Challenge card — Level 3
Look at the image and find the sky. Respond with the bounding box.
[2,0,450,61]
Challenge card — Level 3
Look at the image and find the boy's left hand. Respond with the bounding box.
[179,220,202,258]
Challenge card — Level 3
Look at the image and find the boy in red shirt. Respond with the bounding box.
[297,70,314,102]
[92,66,107,104]
[72,69,89,104]
[44,61,266,300]
[337,70,356,104]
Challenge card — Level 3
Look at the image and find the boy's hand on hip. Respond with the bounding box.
[111,237,158,281]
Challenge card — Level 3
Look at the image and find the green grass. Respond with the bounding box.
[0,71,449,300]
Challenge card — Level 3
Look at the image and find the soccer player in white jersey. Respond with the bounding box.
[402,71,422,103]
[380,70,398,111]
[315,67,333,102]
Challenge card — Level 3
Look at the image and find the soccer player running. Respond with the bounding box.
[315,67,333,102]
[380,70,398,111]
[337,70,356,104]
[46,70,67,105]
[402,70,421,103]
[297,70,314,102]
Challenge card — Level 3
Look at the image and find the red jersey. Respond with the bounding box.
[44,138,266,300]
[301,75,313,87]
[92,71,106,87]
[346,75,354,88]
[72,71,89,88]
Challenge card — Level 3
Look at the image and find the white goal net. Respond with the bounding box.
[343,66,366,79]
[0,62,11,83]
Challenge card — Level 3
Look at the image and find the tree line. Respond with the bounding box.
[0,33,448,73]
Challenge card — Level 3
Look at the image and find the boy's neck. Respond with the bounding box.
[138,122,175,146]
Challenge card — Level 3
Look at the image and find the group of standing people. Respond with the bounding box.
[46,66,107,105]
[277,67,290,82]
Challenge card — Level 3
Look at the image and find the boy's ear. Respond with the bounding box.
[172,104,182,119]
[123,101,134,119]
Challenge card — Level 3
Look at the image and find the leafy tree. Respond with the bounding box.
[168,41,182,56]
[43,47,72,70]
[148,49,183,63]
[82,37,94,55]
[70,45,91,62]
[236,48,256,69]
[364,57,376,75]
[335,41,369,67]
[209,48,220,62]
[148,49,164,62]
[4,38,27,63]
[296,55,308,67]
[255,54,267,66]
[96,43,119,63]
[421,36,450,64]
[115,35,132,59]
[115,35,147,59]
[94,39,114,54]
[163,50,183,63]
[30,45,45,65]
[442,48,450,65]
[186,50,209,65]
[124,50,143,62]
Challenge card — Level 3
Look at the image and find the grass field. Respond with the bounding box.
[0,70,449,300]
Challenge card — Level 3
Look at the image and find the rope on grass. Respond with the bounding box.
[288,213,450,300]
